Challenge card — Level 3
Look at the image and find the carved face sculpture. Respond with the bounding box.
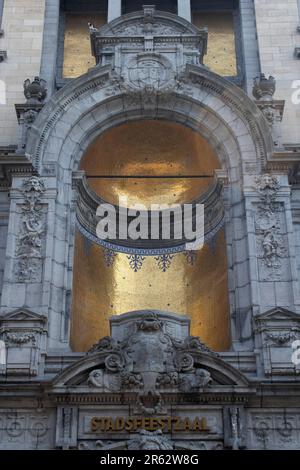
[30,177,43,192]
[263,107,275,125]
[261,174,277,190]
[24,176,45,196]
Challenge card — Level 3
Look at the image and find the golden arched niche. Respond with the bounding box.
[80,120,220,208]
[71,120,231,352]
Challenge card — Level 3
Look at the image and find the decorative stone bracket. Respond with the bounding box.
[0,308,47,377]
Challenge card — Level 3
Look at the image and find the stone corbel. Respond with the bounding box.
[252,74,285,148]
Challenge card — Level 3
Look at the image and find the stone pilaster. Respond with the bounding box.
[177,0,191,22]
[107,0,122,23]
[0,176,57,318]
[244,174,300,314]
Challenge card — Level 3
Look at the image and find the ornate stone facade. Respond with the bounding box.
[0,2,300,451]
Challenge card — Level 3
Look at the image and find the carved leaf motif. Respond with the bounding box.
[15,177,46,283]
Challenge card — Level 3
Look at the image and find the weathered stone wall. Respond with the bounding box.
[254,0,300,143]
[0,0,45,146]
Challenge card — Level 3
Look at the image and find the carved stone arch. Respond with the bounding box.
[51,353,110,388]
[22,11,275,348]
[26,65,273,178]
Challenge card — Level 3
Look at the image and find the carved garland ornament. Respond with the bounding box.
[5,332,36,346]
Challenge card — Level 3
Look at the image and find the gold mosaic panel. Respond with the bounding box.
[71,229,231,352]
[63,13,106,78]
[193,12,237,76]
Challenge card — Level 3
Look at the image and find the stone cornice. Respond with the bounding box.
[0,149,34,188]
